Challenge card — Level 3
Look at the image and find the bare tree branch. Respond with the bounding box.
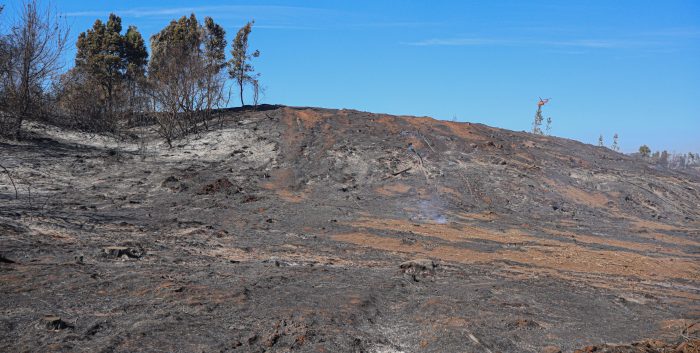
[0,163,19,199]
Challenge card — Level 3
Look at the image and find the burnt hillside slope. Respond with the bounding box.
[1,106,698,352]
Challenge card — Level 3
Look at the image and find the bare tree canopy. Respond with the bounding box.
[0,0,68,139]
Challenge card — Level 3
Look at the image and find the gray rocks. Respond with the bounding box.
[103,246,143,259]
[42,316,70,330]
[400,259,437,281]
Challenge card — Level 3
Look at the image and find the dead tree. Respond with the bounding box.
[1,0,68,138]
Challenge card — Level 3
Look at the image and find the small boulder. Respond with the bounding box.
[400,259,437,281]
[161,176,187,192]
[43,315,70,330]
[103,246,142,259]
[399,259,436,272]
[199,178,238,195]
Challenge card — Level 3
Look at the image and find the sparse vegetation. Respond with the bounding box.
[2,105,699,352]
[57,13,147,132]
[228,21,260,107]
[0,0,68,139]
[639,144,651,157]
[611,133,620,151]
[1,3,699,352]
[148,14,229,146]
[1,6,263,144]
[531,98,546,135]
[635,145,699,172]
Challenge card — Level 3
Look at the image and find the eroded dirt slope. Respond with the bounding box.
[1,106,698,352]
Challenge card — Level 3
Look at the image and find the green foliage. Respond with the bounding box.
[532,106,543,135]
[638,145,651,157]
[148,14,228,146]
[73,13,147,124]
[149,14,201,80]
[532,99,552,135]
[598,134,604,147]
[149,14,227,89]
[203,17,227,71]
[639,148,699,170]
[123,26,148,79]
[228,21,260,106]
[611,133,620,152]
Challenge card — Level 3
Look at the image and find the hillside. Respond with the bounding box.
[1,106,699,352]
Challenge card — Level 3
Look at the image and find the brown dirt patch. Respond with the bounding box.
[441,121,488,142]
[543,228,687,256]
[557,184,611,207]
[290,108,326,129]
[338,218,700,285]
[275,189,308,203]
[375,183,413,196]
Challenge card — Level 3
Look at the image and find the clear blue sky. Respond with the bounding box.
[3,0,699,152]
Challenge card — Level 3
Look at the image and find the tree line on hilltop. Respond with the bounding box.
[0,1,261,146]
[2,0,697,165]
[531,97,698,172]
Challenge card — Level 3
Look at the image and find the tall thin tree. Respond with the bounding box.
[201,17,227,123]
[229,21,260,107]
[532,97,549,135]
[611,133,620,151]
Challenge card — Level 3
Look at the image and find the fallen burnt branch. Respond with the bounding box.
[0,163,18,199]
[382,167,412,180]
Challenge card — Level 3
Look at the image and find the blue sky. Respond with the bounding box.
[3,0,699,152]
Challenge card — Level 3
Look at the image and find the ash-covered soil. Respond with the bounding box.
[1,106,698,353]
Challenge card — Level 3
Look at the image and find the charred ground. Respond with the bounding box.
[1,106,699,352]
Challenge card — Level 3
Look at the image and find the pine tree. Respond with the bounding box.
[532,105,544,135]
[659,150,669,166]
[611,133,620,151]
[229,21,260,107]
[545,116,552,135]
[123,25,148,118]
[149,14,202,80]
[149,14,204,144]
[123,25,148,81]
[74,13,147,125]
[203,17,226,70]
[201,17,227,117]
[638,145,651,157]
[598,134,604,147]
[148,14,228,145]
